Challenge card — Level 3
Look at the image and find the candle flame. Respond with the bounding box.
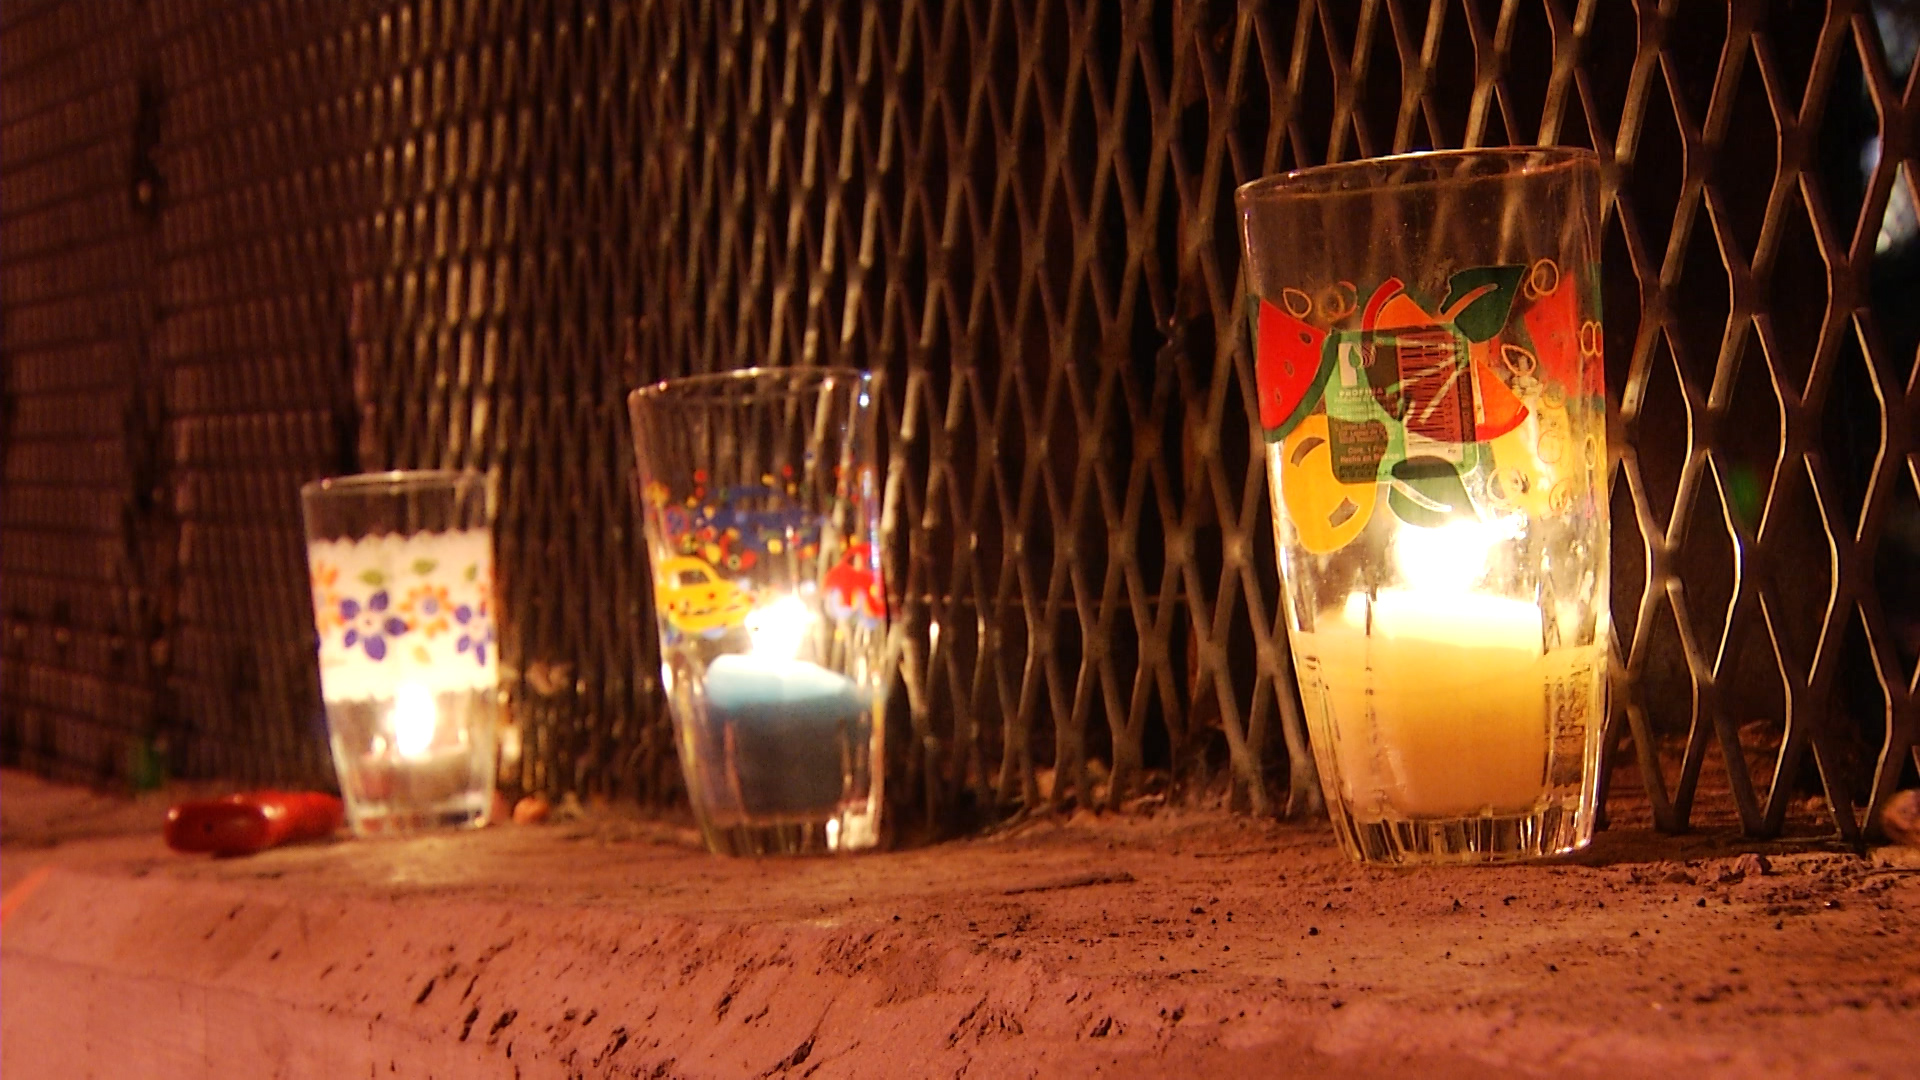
[1392,518,1518,594]
[745,594,816,660]
[391,682,438,760]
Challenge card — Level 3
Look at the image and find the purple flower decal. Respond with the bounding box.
[339,589,407,660]
[455,599,495,666]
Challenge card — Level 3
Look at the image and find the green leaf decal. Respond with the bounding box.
[1386,457,1479,528]
[464,563,479,582]
[1441,265,1525,343]
[358,569,387,587]
[412,558,438,576]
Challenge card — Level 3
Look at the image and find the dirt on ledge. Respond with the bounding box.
[3,771,1917,1077]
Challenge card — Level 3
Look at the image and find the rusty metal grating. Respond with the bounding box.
[2,0,1915,842]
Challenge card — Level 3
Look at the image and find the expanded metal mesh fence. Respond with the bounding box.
[3,0,1915,841]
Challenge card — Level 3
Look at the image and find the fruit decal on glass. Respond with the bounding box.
[1255,259,1599,553]
[823,541,886,628]
[1278,413,1380,554]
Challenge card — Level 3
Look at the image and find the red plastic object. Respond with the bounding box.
[164,791,344,856]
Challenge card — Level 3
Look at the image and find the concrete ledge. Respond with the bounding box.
[4,782,1917,1077]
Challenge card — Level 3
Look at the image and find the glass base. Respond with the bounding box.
[1331,800,1591,866]
[326,685,500,840]
[699,809,879,856]
[348,796,491,838]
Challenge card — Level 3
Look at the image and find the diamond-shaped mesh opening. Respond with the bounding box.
[1763,463,1838,670]
[1721,330,1784,530]
[1671,223,1732,405]
[1830,605,1887,813]
[1401,3,1472,150]
[1756,0,1824,103]
[1877,465,1920,689]
[1664,3,1728,136]
[1817,33,1876,257]
[1818,318,1886,533]
[3,0,1916,842]
[1598,211,1641,399]
[1610,467,1650,659]
[1676,469,1738,653]
[1581,0,1641,142]
[1623,59,1689,262]
[1628,591,1694,827]
[1721,607,1790,808]
[1764,185,1832,399]
[1633,334,1693,534]
[1712,55,1777,264]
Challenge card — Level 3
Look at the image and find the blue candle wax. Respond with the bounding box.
[703,655,868,817]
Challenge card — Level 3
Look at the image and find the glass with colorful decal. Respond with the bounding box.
[1237,148,1609,864]
[301,471,500,835]
[628,368,888,855]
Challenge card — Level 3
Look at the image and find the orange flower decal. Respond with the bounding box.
[400,583,453,639]
[312,562,343,630]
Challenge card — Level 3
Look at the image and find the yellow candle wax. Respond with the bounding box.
[1292,590,1577,819]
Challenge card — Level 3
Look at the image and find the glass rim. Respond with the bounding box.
[1235,146,1600,204]
[628,365,872,405]
[299,469,485,500]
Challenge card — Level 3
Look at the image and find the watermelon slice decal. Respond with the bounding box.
[1254,297,1333,441]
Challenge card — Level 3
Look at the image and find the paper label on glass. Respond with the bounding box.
[308,529,496,701]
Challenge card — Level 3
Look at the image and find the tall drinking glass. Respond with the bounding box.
[301,471,500,835]
[1237,148,1608,864]
[628,368,887,855]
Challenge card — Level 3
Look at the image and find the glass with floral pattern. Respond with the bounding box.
[301,470,499,836]
[628,368,887,855]
[1238,148,1609,865]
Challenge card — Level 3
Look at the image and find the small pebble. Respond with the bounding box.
[514,795,551,824]
[1881,789,1920,848]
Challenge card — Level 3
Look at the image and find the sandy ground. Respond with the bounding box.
[3,770,1917,1077]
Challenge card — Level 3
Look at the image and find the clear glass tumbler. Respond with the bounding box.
[1237,148,1609,865]
[300,470,500,836]
[628,368,887,855]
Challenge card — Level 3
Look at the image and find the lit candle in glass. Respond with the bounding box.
[348,681,482,809]
[1240,148,1609,864]
[302,472,501,837]
[703,595,868,818]
[1292,518,1603,829]
[1311,592,1549,818]
[629,367,888,855]
[392,681,439,758]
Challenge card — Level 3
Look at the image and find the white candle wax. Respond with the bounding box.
[1293,589,1574,819]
